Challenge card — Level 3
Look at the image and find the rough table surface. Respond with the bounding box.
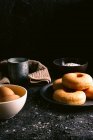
[0,84,93,140]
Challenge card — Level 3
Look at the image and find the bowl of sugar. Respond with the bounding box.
[53,57,88,78]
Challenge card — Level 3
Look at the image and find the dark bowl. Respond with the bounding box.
[53,58,88,78]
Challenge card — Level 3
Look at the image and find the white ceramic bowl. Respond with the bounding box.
[0,84,27,120]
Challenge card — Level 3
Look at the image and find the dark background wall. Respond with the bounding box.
[0,0,93,70]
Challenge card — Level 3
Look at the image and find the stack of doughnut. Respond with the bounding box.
[53,72,93,105]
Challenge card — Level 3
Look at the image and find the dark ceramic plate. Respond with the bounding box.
[40,83,93,107]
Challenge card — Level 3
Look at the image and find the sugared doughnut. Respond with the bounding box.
[62,72,93,90]
[53,78,62,90]
[84,85,93,99]
[53,87,86,105]
[0,94,20,102]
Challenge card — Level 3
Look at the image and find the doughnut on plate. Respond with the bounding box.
[40,83,93,107]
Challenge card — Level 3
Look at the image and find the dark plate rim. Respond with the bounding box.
[40,83,93,107]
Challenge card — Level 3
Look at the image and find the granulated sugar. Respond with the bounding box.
[63,63,80,66]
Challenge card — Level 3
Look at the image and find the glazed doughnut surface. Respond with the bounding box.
[53,78,62,90]
[62,73,93,90]
[53,87,86,105]
[84,85,93,99]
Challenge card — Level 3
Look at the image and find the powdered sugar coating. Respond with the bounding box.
[63,63,80,66]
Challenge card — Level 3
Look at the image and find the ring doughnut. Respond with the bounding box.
[84,85,93,99]
[62,72,93,90]
[53,87,86,105]
[53,78,62,90]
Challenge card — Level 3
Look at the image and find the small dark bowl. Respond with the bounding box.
[53,58,88,78]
